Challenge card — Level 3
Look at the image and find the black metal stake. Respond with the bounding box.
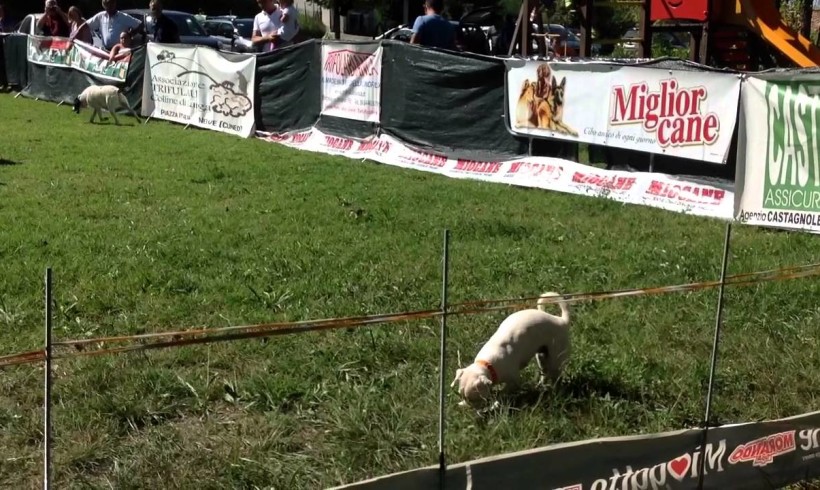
[697,223,732,488]
[438,229,450,490]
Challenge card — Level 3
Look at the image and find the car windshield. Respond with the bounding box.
[624,29,640,39]
[234,19,254,38]
[167,13,208,36]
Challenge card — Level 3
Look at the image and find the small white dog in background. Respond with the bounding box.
[451,292,571,409]
[73,85,141,125]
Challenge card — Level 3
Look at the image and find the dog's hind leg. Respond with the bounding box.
[109,104,121,126]
[536,348,552,386]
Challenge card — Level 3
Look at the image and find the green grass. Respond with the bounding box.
[0,93,819,489]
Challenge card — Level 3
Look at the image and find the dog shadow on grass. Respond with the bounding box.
[91,120,140,127]
[0,158,22,166]
[498,371,648,412]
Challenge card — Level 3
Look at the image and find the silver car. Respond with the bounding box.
[203,18,253,53]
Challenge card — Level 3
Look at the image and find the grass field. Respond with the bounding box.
[1,92,819,489]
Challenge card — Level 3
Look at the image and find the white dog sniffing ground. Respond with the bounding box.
[73,85,141,125]
[451,292,571,409]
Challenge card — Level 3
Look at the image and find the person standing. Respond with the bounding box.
[38,1,71,38]
[252,0,282,53]
[67,6,93,44]
[276,0,300,48]
[0,4,15,33]
[410,0,456,50]
[149,0,180,43]
[72,0,140,50]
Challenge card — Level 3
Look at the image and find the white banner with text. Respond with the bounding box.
[736,75,820,232]
[258,128,733,220]
[506,61,741,164]
[321,43,382,122]
[27,36,130,82]
[142,43,256,138]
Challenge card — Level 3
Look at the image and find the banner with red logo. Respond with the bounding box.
[257,127,734,221]
[505,60,741,164]
[329,410,820,489]
[321,42,382,123]
[735,75,820,233]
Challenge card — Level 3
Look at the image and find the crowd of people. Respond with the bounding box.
[0,0,303,55]
[0,0,181,60]
[1,0,450,54]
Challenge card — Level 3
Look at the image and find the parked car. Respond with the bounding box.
[122,9,222,50]
[233,18,255,42]
[618,27,687,55]
[202,18,252,53]
[544,24,579,57]
[376,7,501,56]
[13,13,42,36]
[566,27,601,56]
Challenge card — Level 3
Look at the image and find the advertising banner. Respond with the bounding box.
[27,36,130,82]
[505,61,742,164]
[321,42,382,122]
[735,75,820,232]
[329,410,820,490]
[142,43,257,138]
[259,127,734,221]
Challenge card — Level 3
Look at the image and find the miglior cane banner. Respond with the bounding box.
[505,60,742,164]
[142,43,257,138]
[736,75,820,232]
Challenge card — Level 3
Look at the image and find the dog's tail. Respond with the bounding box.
[536,292,570,326]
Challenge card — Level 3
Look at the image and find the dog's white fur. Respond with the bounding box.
[74,85,141,125]
[451,292,571,408]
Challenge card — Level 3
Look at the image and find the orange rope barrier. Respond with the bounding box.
[0,261,818,369]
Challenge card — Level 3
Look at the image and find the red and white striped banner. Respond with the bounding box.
[257,128,734,220]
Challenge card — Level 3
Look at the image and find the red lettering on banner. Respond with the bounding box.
[454,159,502,174]
[572,171,636,191]
[729,431,796,467]
[324,135,354,151]
[401,149,447,168]
[646,180,726,204]
[507,161,562,180]
[267,131,310,144]
[323,49,379,77]
[610,79,720,148]
[357,139,391,154]
[291,132,311,144]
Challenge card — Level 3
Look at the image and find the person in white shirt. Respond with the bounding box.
[276,0,300,48]
[252,0,282,53]
[71,0,140,50]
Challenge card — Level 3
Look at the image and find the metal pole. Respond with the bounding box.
[43,267,53,490]
[696,223,732,489]
[508,0,526,57]
[648,153,655,173]
[437,229,450,490]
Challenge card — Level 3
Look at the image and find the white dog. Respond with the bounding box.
[451,292,571,408]
[73,85,141,125]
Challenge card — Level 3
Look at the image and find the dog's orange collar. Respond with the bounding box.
[476,359,499,383]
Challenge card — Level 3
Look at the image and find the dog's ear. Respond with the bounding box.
[559,77,566,88]
[474,375,493,397]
